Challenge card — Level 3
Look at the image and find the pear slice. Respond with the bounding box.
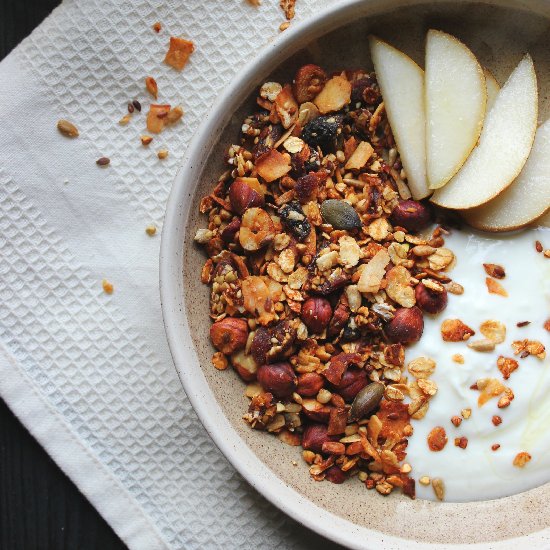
[431,55,538,210]
[464,119,550,231]
[369,36,430,200]
[484,68,500,112]
[425,30,487,190]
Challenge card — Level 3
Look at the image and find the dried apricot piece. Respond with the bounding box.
[164,37,195,71]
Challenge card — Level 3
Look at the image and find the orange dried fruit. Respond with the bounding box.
[164,37,195,71]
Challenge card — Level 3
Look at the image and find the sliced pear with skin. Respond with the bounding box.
[425,30,487,190]
[431,55,538,210]
[484,68,500,112]
[464,120,550,231]
[369,36,430,200]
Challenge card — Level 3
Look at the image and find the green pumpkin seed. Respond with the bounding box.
[320,199,362,230]
[349,382,384,421]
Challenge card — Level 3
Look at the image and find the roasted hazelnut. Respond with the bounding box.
[301,297,332,333]
[415,283,448,314]
[293,64,327,104]
[257,362,297,398]
[390,200,431,232]
[330,367,368,402]
[210,317,248,354]
[385,307,424,344]
[297,372,325,397]
[228,178,264,215]
[220,218,241,243]
[324,465,347,484]
[230,349,258,382]
[301,398,332,423]
[301,423,337,453]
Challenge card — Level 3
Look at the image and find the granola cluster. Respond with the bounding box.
[194,64,465,499]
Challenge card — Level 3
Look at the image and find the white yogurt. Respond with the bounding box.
[406,225,550,502]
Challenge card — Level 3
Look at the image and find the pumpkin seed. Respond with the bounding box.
[320,199,361,230]
[349,382,384,421]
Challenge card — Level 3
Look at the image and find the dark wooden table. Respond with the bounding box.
[0,2,126,549]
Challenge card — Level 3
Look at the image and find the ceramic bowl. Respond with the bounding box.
[160,1,550,547]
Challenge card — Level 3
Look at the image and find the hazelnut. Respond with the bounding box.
[301,398,332,423]
[415,283,448,314]
[301,297,332,333]
[324,465,347,484]
[296,372,325,397]
[230,349,258,382]
[257,362,297,398]
[301,423,337,453]
[390,200,431,232]
[220,218,241,243]
[210,317,248,354]
[228,179,264,215]
[329,367,368,402]
[385,307,424,344]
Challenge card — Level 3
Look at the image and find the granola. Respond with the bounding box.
[195,65,465,500]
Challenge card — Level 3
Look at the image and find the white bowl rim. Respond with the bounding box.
[159,0,550,547]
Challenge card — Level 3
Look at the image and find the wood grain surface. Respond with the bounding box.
[0,1,126,548]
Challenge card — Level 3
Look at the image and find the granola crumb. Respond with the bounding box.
[461,408,472,419]
[145,76,158,99]
[280,0,296,20]
[452,354,464,364]
[279,21,290,32]
[486,277,508,297]
[492,415,502,426]
[164,36,195,71]
[145,224,157,236]
[432,478,445,501]
[427,426,447,451]
[513,451,532,468]
[158,149,169,160]
[419,476,430,486]
[545,250,550,258]
[141,135,153,146]
[119,114,132,125]
[152,21,162,33]
[450,416,462,427]
[441,319,475,342]
[454,436,468,449]
[102,279,114,294]
[212,351,228,370]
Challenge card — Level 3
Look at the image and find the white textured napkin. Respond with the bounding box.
[0,1,341,548]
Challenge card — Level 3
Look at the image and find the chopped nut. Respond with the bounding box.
[491,443,501,451]
[497,388,514,409]
[102,279,114,294]
[279,21,290,32]
[452,354,464,364]
[164,36,195,71]
[513,451,532,468]
[145,224,157,236]
[461,408,471,419]
[467,339,496,352]
[486,277,508,297]
[432,478,445,501]
[451,416,462,427]
[483,263,505,279]
[479,320,506,344]
[167,106,184,124]
[212,351,228,370]
[145,76,158,99]
[497,356,518,380]
[57,119,79,138]
[427,426,447,451]
[119,114,132,125]
[141,135,153,146]
[454,436,468,449]
[492,415,502,426]
[441,319,475,342]
[157,149,169,160]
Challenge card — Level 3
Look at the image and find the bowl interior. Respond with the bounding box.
[173,1,550,546]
